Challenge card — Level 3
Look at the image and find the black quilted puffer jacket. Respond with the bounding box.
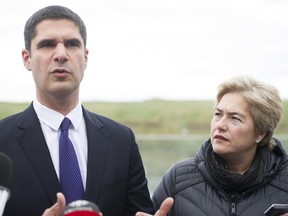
[152,139,288,216]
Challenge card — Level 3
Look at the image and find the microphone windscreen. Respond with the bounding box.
[0,152,13,187]
[62,200,100,216]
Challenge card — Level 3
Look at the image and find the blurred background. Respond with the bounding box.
[1,0,288,102]
[1,0,288,193]
[1,100,288,193]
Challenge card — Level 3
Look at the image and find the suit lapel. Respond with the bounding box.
[83,108,108,202]
[16,105,108,203]
[17,104,61,203]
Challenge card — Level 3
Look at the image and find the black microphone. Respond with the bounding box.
[0,152,13,216]
[61,200,101,216]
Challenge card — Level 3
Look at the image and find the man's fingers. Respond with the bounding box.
[42,193,66,216]
[56,192,66,212]
[135,197,174,216]
[156,197,174,216]
[135,213,152,216]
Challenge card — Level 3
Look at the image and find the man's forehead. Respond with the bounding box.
[33,19,82,41]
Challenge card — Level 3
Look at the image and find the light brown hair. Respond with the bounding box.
[216,76,283,150]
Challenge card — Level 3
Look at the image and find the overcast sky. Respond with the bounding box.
[1,0,288,102]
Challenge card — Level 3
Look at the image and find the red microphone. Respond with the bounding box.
[62,200,101,216]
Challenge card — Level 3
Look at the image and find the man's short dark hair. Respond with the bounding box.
[24,5,87,52]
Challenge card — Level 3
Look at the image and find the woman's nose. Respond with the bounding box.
[215,117,228,130]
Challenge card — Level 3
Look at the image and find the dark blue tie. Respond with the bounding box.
[59,117,84,204]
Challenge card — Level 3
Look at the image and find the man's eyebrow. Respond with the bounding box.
[36,39,55,48]
[66,38,81,42]
[65,38,82,45]
[36,38,82,48]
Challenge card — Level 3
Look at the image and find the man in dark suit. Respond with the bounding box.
[0,5,154,216]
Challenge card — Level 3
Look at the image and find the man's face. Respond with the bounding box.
[22,19,88,101]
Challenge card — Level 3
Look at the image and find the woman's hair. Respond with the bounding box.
[216,75,283,149]
[24,5,87,52]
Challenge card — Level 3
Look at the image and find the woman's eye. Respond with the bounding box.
[232,116,242,122]
[214,112,221,116]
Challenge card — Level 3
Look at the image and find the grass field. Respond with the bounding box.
[1,100,288,192]
[1,99,288,135]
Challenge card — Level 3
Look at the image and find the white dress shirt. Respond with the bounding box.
[33,99,88,188]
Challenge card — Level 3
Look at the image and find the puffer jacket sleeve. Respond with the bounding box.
[152,164,176,215]
[152,158,199,216]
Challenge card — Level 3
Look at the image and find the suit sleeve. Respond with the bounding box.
[125,129,154,215]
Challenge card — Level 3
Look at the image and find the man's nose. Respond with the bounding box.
[53,44,68,63]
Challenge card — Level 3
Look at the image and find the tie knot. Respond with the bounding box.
[60,117,71,131]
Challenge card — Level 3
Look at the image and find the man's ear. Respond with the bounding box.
[22,49,32,71]
[84,48,89,69]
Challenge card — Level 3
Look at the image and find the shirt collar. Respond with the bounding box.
[33,99,83,131]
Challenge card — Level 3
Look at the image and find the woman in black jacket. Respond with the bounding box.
[137,75,288,216]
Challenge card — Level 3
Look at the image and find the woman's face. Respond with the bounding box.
[210,92,260,162]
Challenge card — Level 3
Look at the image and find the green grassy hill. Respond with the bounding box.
[1,99,288,192]
[1,99,287,135]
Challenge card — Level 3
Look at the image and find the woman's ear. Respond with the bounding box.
[256,133,266,143]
